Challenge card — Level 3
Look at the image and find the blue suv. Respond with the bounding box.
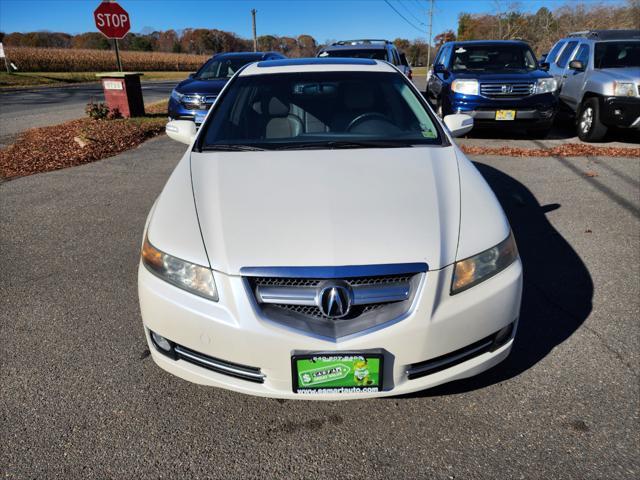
[169,51,285,124]
[425,40,558,136]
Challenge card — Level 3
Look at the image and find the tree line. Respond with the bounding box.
[0,0,637,65]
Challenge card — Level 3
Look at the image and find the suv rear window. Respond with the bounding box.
[319,49,387,61]
[594,41,640,68]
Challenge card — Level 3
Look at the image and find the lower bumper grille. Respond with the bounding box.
[173,344,265,383]
[407,323,514,380]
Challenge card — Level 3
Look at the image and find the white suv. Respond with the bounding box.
[140,58,522,399]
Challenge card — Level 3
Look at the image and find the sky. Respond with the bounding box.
[0,0,627,42]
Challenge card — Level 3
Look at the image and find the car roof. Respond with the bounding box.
[239,58,396,76]
[213,51,284,60]
[564,30,640,41]
[446,40,531,47]
[320,43,389,52]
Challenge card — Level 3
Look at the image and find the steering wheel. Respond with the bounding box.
[347,112,394,132]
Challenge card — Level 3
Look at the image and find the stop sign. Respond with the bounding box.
[94,1,131,39]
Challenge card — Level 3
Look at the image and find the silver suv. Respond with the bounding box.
[544,30,639,142]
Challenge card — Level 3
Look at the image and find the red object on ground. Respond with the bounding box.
[96,72,145,118]
[94,1,131,39]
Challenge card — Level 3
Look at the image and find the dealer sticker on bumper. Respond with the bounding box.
[495,110,516,121]
[292,353,383,394]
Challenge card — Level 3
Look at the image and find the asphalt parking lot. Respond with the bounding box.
[1,134,638,478]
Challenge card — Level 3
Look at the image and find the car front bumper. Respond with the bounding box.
[139,259,523,400]
[601,96,640,128]
[448,92,557,128]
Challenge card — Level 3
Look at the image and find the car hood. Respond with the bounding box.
[190,147,461,275]
[597,67,640,82]
[176,78,228,95]
[452,70,550,81]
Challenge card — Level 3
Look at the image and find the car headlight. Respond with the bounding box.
[535,78,557,94]
[613,82,636,97]
[451,79,479,96]
[451,232,518,294]
[170,89,184,102]
[141,236,218,301]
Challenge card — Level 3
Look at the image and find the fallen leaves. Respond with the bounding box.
[0,115,165,178]
[460,143,640,158]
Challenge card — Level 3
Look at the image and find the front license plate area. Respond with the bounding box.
[292,353,383,394]
[495,110,516,121]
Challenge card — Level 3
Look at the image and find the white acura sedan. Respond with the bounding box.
[139,58,522,399]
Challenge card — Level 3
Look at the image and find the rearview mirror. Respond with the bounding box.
[166,120,197,145]
[569,60,585,72]
[433,64,447,73]
[443,114,474,138]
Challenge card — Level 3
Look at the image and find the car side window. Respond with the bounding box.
[556,41,578,68]
[391,47,400,65]
[546,41,565,64]
[442,46,453,68]
[573,44,590,66]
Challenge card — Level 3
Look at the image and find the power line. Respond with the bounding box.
[398,0,426,26]
[383,0,425,33]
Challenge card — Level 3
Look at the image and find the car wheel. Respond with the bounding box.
[577,98,607,142]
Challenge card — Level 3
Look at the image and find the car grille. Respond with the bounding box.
[480,82,534,98]
[244,266,427,339]
[181,94,217,110]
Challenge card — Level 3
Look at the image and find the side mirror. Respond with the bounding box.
[569,60,585,71]
[433,63,447,74]
[539,62,550,72]
[399,53,409,67]
[166,120,197,145]
[189,73,196,79]
[539,53,548,63]
[443,113,474,138]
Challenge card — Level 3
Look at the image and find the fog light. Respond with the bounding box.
[151,331,172,352]
[492,322,515,350]
[614,109,622,116]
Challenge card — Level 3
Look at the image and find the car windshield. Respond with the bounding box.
[319,49,388,60]
[451,44,538,72]
[195,57,258,80]
[595,41,640,68]
[200,71,441,150]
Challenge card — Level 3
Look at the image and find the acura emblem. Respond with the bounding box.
[318,284,352,319]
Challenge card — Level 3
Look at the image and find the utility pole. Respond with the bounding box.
[427,0,434,68]
[251,9,258,52]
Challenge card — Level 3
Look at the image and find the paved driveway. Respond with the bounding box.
[0,81,178,147]
[1,137,638,478]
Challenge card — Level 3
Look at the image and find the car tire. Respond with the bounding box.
[577,98,608,142]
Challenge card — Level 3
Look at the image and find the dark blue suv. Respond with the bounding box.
[169,51,285,124]
[425,40,558,136]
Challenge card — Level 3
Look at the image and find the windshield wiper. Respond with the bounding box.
[203,144,267,151]
[274,140,414,150]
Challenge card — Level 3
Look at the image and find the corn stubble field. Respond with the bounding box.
[5,46,210,71]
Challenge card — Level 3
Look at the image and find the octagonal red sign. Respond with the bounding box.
[94,1,131,39]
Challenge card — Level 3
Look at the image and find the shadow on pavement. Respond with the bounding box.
[403,162,594,397]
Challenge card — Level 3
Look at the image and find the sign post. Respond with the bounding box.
[0,42,10,73]
[93,0,131,72]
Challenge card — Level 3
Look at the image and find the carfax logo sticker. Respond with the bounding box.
[298,363,351,386]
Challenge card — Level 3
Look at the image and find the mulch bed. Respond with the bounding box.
[0,101,168,179]
[460,143,640,158]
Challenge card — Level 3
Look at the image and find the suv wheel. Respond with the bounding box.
[577,98,607,142]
